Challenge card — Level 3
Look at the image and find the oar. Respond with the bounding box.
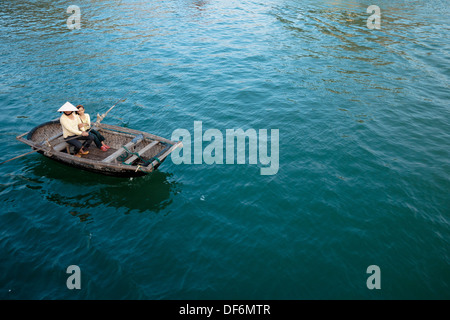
[0,133,63,165]
[1,92,133,165]
[0,149,40,165]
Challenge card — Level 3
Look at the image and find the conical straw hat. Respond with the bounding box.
[57,101,78,112]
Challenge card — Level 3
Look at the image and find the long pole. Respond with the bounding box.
[0,133,63,165]
[0,149,40,165]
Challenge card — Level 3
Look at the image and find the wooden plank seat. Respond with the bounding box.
[102,134,144,163]
[124,140,159,165]
[53,141,71,153]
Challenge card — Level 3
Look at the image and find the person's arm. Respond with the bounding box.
[78,116,89,136]
[77,115,87,131]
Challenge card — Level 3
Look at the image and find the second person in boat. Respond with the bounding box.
[76,104,111,152]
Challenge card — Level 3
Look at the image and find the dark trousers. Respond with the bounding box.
[90,128,106,148]
[65,134,94,154]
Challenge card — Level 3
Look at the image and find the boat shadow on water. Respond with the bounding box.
[20,155,182,217]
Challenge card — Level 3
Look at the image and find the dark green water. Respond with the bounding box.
[0,0,449,299]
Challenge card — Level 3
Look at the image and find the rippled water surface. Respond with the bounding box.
[0,0,449,299]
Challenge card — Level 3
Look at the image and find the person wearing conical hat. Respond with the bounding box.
[58,102,94,157]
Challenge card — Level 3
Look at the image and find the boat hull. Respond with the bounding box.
[17,120,181,177]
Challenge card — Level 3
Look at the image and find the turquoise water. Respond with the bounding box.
[1,0,449,299]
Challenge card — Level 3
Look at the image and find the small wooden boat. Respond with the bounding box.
[16,120,182,177]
